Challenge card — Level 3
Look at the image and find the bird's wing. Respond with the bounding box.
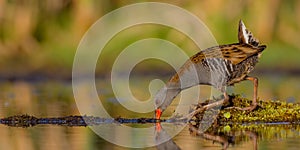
[191,44,266,65]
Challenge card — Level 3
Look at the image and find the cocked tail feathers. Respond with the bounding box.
[238,20,260,47]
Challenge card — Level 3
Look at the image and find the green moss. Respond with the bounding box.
[192,94,300,125]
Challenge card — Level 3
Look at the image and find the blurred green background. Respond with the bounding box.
[0,2,299,149]
[0,0,299,79]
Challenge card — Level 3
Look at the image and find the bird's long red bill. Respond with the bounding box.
[155,108,162,120]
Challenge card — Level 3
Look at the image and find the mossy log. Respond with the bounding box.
[192,95,300,125]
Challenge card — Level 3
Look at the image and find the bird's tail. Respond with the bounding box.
[238,20,260,47]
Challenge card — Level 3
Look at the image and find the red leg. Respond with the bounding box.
[230,76,258,111]
[246,76,258,107]
[184,92,230,119]
[225,76,258,111]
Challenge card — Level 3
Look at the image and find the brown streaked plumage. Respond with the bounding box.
[155,20,267,119]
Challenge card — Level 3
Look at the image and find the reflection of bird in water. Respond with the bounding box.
[189,124,258,150]
[155,20,267,119]
[155,124,181,150]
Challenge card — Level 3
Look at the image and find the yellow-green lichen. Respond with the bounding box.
[192,94,300,124]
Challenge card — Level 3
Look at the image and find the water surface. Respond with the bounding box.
[0,75,299,149]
